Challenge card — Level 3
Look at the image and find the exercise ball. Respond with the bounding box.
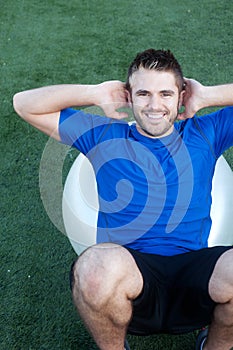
[62,153,98,255]
[209,156,233,246]
[62,154,233,255]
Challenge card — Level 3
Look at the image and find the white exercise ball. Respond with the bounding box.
[209,156,233,246]
[62,154,233,255]
[62,153,98,255]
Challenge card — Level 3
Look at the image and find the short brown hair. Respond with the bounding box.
[126,49,185,93]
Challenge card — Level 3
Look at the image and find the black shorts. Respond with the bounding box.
[126,246,233,336]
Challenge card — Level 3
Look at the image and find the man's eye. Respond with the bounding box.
[162,93,171,97]
[138,92,149,96]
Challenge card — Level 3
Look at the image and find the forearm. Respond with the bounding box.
[180,81,233,120]
[13,84,98,118]
[201,83,233,109]
[13,80,127,139]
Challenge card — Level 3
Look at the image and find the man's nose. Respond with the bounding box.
[148,95,162,110]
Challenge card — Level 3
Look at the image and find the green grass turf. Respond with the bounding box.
[1,0,233,349]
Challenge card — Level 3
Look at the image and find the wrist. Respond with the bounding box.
[203,86,218,108]
[91,82,110,107]
[195,84,209,111]
[85,84,100,106]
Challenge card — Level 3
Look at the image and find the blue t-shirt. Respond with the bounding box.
[59,107,233,255]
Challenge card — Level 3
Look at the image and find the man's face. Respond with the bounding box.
[129,68,183,138]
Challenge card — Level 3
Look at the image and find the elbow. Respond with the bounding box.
[13,92,28,120]
[13,92,23,117]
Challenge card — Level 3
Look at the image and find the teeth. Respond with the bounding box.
[146,113,164,119]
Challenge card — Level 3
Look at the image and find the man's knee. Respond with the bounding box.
[209,249,233,304]
[71,243,143,308]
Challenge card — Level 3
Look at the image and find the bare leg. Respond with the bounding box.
[72,243,143,350]
[204,249,233,350]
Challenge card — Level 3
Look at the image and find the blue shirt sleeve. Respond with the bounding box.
[59,108,114,155]
[214,107,233,156]
[197,107,233,158]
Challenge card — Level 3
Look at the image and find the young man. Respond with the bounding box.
[13,49,233,350]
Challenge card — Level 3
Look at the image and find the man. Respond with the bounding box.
[13,49,233,350]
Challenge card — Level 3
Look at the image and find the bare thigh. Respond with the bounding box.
[209,249,233,303]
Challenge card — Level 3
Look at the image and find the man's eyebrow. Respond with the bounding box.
[135,89,176,95]
[135,89,150,95]
[160,89,175,95]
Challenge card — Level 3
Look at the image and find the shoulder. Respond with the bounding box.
[59,108,131,148]
[196,107,233,125]
[176,107,233,132]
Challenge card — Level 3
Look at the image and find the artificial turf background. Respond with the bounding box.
[1,1,233,349]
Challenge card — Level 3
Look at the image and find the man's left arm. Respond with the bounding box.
[178,80,233,120]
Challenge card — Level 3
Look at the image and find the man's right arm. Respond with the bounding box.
[13,81,128,140]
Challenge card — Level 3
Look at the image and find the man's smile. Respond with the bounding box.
[144,111,167,120]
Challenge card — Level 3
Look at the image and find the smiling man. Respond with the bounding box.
[129,69,182,137]
[126,51,185,138]
[13,49,233,350]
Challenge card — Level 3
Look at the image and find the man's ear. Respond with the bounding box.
[126,89,132,108]
[178,90,185,109]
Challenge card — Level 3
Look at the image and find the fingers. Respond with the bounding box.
[177,106,195,120]
[101,104,130,120]
[97,80,131,119]
[177,111,195,120]
[110,111,130,120]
